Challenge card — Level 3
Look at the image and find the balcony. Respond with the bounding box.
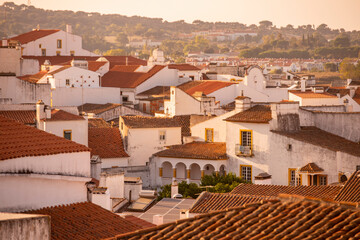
[235,144,253,157]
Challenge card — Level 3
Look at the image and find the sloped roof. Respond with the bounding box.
[184,81,236,96]
[46,109,84,121]
[48,66,71,75]
[88,61,107,71]
[88,128,129,158]
[123,215,156,229]
[88,118,111,128]
[168,64,200,71]
[349,80,360,86]
[78,103,121,115]
[112,197,360,240]
[9,29,60,44]
[0,115,90,161]
[0,110,36,125]
[289,90,338,98]
[110,65,140,72]
[102,65,166,88]
[334,171,360,203]
[24,202,142,240]
[353,88,360,105]
[136,86,170,97]
[17,71,48,84]
[121,116,181,129]
[225,105,272,123]
[189,192,275,213]
[154,142,227,160]
[273,127,360,157]
[299,162,324,173]
[230,183,342,200]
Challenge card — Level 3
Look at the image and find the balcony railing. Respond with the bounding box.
[235,144,253,157]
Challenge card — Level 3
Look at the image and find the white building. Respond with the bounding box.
[119,116,182,166]
[168,64,202,81]
[6,26,97,56]
[0,115,91,212]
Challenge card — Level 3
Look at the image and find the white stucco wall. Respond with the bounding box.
[0,47,21,75]
[0,174,89,212]
[165,87,201,116]
[99,173,124,199]
[289,93,340,106]
[101,158,129,169]
[124,182,142,201]
[208,84,239,106]
[39,119,88,146]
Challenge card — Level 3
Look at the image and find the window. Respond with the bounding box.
[240,130,252,148]
[159,130,166,142]
[288,168,302,186]
[357,165,360,171]
[70,51,75,56]
[63,130,72,140]
[240,165,252,182]
[122,96,128,102]
[56,51,61,56]
[57,39,62,48]
[319,175,327,185]
[39,44,42,48]
[143,103,147,112]
[189,75,195,80]
[205,128,214,142]
[65,79,70,86]
[41,49,46,56]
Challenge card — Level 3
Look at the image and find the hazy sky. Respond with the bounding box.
[5,0,360,31]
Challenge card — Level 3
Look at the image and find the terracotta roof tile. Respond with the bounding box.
[168,64,200,71]
[353,88,360,105]
[225,105,272,123]
[123,215,156,229]
[184,81,236,96]
[0,110,35,125]
[9,29,60,44]
[18,71,48,83]
[113,197,360,240]
[78,103,121,115]
[110,65,140,72]
[88,61,107,71]
[48,66,71,75]
[334,171,360,203]
[189,192,275,213]
[121,116,181,129]
[289,90,338,98]
[88,128,129,158]
[24,202,142,240]
[0,115,90,161]
[349,80,360,86]
[273,126,360,157]
[231,183,342,200]
[137,86,170,97]
[102,65,166,88]
[154,142,227,160]
[45,109,84,121]
[299,162,324,173]
[88,118,111,128]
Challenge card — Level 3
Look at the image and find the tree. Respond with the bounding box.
[259,20,273,29]
[334,34,350,47]
[339,58,360,80]
[116,33,128,46]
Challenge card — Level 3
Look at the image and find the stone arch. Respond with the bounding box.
[162,161,173,178]
[175,162,187,180]
[219,165,226,176]
[190,163,201,180]
[203,164,215,176]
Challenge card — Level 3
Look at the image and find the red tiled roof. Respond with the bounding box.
[353,88,360,105]
[184,81,236,96]
[88,118,111,128]
[112,197,360,240]
[0,115,90,161]
[78,103,121,115]
[230,183,342,200]
[225,105,272,123]
[137,86,170,97]
[123,215,156,229]
[273,126,360,157]
[154,142,227,160]
[299,162,324,173]
[102,65,166,88]
[121,116,181,129]
[88,61,107,71]
[18,71,48,83]
[110,65,140,72]
[289,90,338,98]
[334,171,360,203]
[45,109,84,121]
[25,202,142,240]
[0,110,35,125]
[48,65,72,75]
[88,128,129,158]
[168,64,200,71]
[9,29,60,44]
[189,192,275,213]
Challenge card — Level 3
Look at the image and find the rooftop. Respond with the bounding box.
[168,64,200,71]
[273,126,360,157]
[136,86,170,97]
[45,109,84,121]
[334,171,360,203]
[9,29,60,44]
[289,90,338,98]
[18,71,48,84]
[113,197,360,240]
[225,105,272,123]
[299,162,324,173]
[121,116,181,129]
[25,202,143,240]
[0,115,90,161]
[88,128,129,158]
[78,103,121,115]
[0,110,36,125]
[154,142,227,160]
[88,61,107,71]
[88,118,111,128]
[230,183,342,200]
[110,65,140,72]
[177,80,236,96]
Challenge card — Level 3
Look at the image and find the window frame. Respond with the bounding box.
[63,130,72,140]
[318,175,327,186]
[288,168,302,186]
[70,50,75,56]
[159,130,166,142]
[205,128,214,142]
[240,129,253,149]
[41,48,46,56]
[57,39,62,49]
[240,165,252,182]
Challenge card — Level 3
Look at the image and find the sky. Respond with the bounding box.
[4,0,360,31]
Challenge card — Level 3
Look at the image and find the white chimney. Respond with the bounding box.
[235,96,251,113]
[153,215,163,225]
[66,24,72,34]
[300,79,306,92]
[45,105,51,119]
[36,100,45,126]
[171,180,178,198]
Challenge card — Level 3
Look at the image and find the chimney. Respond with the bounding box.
[269,102,300,132]
[300,79,306,92]
[347,79,352,86]
[171,180,178,198]
[153,215,163,225]
[45,105,51,119]
[1,39,7,47]
[36,100,45,128]
[235,96,251,113]
[66,24,72,34]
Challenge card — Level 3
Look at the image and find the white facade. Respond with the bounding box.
[289,92,340,106]
[101,158,129,169]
